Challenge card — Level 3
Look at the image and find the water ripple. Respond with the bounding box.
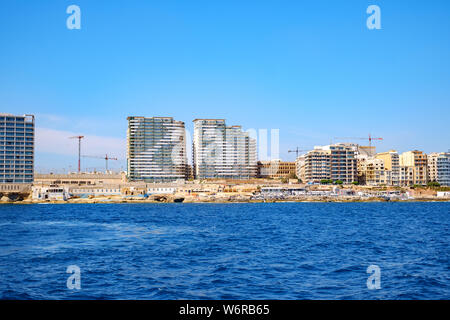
[0,202,448,299]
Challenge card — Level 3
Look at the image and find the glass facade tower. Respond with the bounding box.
[0,114,34,185]
[127,116,187,182]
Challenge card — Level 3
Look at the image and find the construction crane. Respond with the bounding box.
[333,134,383,147]
[288,147,308,158]
[82,154,118,172]
[69,136,84,173]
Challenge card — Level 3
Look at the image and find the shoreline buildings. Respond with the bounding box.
[192,119,257,179]
[127,116,187,182]
[0,114,34,193]
[3,112,446,189]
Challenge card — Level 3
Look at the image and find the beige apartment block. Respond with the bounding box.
[257,160,296,179]
[358,158,386,186]
[399,166,414,187]
[400,151,428,185]
[376,150,400,186]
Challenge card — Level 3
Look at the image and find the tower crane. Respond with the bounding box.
[82,154,118,172]
[288,147,308,158]
[333,134,383,147]
[69,136,84,173]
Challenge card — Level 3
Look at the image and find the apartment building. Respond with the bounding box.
[428,152,450,186]
[303,148,331,183]
[257,160,296,179]
[127,116,187,182]
[328,143,358,184]
[358,158,386,186]
[0,114,34,193]
[193,119,257,179]
[399,166,414,187]
[376,150,400,186]
[302,143,357,184]
[400,150,428,185]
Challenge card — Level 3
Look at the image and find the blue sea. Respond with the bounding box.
[0,202,448,300]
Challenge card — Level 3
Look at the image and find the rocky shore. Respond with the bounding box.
[2,195,449,205]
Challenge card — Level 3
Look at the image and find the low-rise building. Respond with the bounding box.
[437,191,450,198]
[34,172,126,186]
[32,185,70,201]
[70,185,122,197]
[257,160,296,179]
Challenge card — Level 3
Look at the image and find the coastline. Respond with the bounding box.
[3,197,450,205]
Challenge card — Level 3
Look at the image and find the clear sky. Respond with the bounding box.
[1,0,449,172]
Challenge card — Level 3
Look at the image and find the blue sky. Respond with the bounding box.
[1,0,449,172]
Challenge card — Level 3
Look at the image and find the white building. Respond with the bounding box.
[32,186,70,201]
[437,191,450,198]
[70,186,121,197]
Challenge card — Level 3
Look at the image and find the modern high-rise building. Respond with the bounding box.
[302,143,358,184]
[428,152,450,186]
[127,116,187,182]
[0,114,35,192]
[400,150,428,185]
[192,119,257,179]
